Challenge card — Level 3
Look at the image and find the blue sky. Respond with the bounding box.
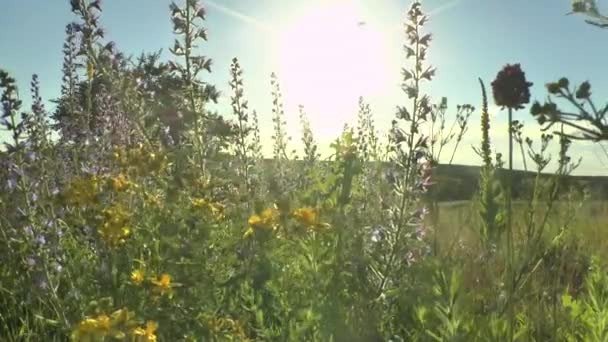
[1,0,607,175]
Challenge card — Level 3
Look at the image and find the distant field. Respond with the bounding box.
[432,200,608,257]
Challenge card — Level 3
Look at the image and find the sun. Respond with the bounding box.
[274,1,393,139]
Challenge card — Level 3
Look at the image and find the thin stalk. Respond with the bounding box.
[184,3,203,166]
[518,140,528,171]
[448,139,461,165]
[377,20,421,295]
[507,107,514,342]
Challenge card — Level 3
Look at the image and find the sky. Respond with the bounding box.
[1,0,607,175]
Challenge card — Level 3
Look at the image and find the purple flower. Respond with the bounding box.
[415,224,427,240]
[36,234,47,246]
[371,226,386,243]
[25,151,36,162]
[6,177,17,191]
[491,63,533,110]
[405,251,416,266]
[26,257,36,267]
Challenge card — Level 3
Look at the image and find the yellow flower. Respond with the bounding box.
[76,317,100,334]
[192,198,225,221]
[208,202,225,221]
[248,214,263,227]
[292,208,318,226]
[111,173,130,192]
[244,207,280,238]
[144,192,163,208]
[151,273,173,297]
[131,269,145,285]
[109,308,132,325]
[96,314,111,331]
[99,204,132,246]
[260,207,279,223]
[64,175,99,206]
[133,321,158,342]
[191,197,209,209]
[72,308,136,341]
[292,207,330,232]
[72,313,112,339]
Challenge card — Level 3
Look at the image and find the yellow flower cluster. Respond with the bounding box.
[151,273,174,297]
[292,207,330,232]
[64,175,99,206]
[109,173,133,192]
[112,145,169,176]
[133,321,158,342]
[99,203,132,247]
[131,269,145,286]
[191,197,225,221]
[203,314,250,341]
[144,191,164,208]
[71,308,154,341]
[129,268,177,300]
[243,207,280,238]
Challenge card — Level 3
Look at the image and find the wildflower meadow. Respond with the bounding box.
[1,0,608,341]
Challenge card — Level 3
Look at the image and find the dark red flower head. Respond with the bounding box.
[491,63,533,110]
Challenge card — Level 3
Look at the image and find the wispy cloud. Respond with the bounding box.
[428,0,466,17]
[205,0,275,33]
[389,0,468,33]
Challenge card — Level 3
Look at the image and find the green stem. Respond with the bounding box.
[519,140,528,172]
[507,107,514,341]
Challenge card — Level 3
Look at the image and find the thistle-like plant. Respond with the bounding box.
[69,0,107,134]
[26,75,50,150]
[168,0,219,158]
[569,0,608,28]
[531,78,608,141]
[298,105,319,166]
[491,62,533,341]
[266,72,295,208]
[131,50,183,146]
[249,110,263,162]
[356,97,380,163]
[229,58,253,180]
[270,73,291,164]
[52,23,83,142]
[354,97,384,214]
[375,0,435,297]
[0,70,25,151]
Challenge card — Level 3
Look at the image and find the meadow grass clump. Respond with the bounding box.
[1,0,607,341]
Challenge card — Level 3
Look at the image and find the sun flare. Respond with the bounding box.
[274,1,393,139]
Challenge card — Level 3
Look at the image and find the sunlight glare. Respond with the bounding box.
[274,1,393,139]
